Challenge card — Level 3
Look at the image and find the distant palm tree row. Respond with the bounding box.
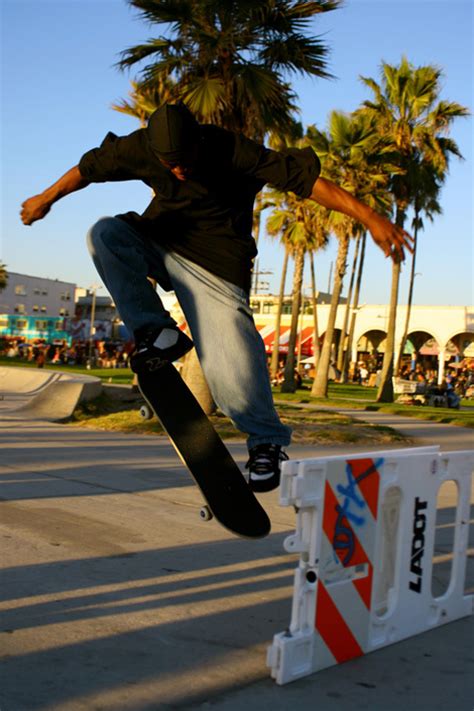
[113,0,468,407]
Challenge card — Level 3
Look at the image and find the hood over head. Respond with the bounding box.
[147,103,200,163]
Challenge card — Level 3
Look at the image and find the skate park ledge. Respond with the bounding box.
[0,365,102,422]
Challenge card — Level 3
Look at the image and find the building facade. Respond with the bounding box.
[0,272,75,342]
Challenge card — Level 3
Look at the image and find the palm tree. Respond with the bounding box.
[266,185,328,392]
[359,57,469,402]
[395,159,442,374]
[307,110,395,397]
[0,263,7,292]
[119,0,341,139]
[116,0,341,410]
[269,246,290,382]
[341,231,367,382]
[111,76,176,126]
[336,230,362,373]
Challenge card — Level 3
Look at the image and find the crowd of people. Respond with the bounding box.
[1,338,133,369]
[2,337,474,400]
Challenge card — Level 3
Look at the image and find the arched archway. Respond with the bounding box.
[447,331,474,359]
[399,330,439,377]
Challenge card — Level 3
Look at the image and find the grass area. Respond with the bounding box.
[274,381,474,428]
[71,386,409,445]
[3,356,473,429]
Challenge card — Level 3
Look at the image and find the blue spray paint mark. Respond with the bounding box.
[333,458,384,566]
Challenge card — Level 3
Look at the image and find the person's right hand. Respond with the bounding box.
[20,194,52,225]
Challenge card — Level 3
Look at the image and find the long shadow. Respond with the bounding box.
[0,429,250,500]
[1,535,295,710]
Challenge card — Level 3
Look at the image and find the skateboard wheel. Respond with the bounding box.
[200,506,213,521]
[139,405,153,420]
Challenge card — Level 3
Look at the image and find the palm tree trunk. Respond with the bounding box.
[309,252,321,372]
[336,234,361,373]
[395,218,419,375]
[181,348,216,414]
[281,247,305,393]
[342,231,367,383]
[311,234,349,397]
[376,259,402,403]
[270,248,289,380]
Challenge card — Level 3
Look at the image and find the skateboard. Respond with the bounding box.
[134,357,271,539]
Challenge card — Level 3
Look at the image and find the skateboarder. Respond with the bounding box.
[20,103,412,493]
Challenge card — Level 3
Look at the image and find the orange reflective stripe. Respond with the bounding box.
[315,582,364,663]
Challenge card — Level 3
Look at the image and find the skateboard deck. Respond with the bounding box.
[135,358,271,539]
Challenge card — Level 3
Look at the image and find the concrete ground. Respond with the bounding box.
[0,402,473,711]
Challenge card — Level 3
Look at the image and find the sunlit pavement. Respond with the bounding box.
[1,415,473,711]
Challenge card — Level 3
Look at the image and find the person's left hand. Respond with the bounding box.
[367,212,414,262]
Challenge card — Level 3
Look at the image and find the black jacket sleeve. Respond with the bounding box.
[232,133,321,199]
[78,129,156,183]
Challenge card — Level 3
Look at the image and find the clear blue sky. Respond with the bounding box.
[1,0,473,306]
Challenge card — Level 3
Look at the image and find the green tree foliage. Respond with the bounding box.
[359,57,469,401]
[119,0,341,138]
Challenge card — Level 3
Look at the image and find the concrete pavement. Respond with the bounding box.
[0,407,473,710]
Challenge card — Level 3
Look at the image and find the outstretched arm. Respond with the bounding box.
[21,166,90,226]
[310,176,413,262]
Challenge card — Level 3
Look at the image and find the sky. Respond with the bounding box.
[1,0,473,307]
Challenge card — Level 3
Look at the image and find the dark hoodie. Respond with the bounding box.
[79,105,320,293]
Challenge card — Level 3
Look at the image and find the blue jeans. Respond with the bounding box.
[87,217,291,449]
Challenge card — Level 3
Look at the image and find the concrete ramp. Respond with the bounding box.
[0,366,102,421]
[0,367,62,395]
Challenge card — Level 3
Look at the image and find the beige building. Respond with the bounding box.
[249,295,474,384]
[163,292,474,384]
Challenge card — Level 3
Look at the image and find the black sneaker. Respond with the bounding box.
[246,444,289,493]
[130,327,194,374]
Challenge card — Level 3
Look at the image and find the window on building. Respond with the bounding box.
[262,302,274,314]
[60,291,71,301]
[41,289,48,296]
[250,301,261,313]
[33,305,39,312]
[55,320,65,330]
[15,285,27,296]
[14,304,26,314]
[16,319,27,330]
[35,320,48,330]
[282,303,292,314]
[34,287,41,295]
[0,318,8,329]
[41,306,47,312]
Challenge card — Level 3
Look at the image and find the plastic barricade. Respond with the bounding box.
[268,446,473,685]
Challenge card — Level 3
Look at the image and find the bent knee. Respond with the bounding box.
[87,216,137,255]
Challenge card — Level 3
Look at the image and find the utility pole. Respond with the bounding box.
[87,284,101,367]
[252,259,273,296]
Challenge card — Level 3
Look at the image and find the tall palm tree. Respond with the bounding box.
[266,186,329,392]
[116,0,341,410]
[336,230,361,373]
[269,245,290,382]
[359,57,469,402]
[395,158,442,374]
[341,231,367,382]
[119,0,341,139]
[307,110,396,397]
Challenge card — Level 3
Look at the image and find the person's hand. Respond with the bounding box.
[20,194,52,225]
[367,211,414,262]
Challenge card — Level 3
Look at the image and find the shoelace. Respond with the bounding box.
[246,447,288,473]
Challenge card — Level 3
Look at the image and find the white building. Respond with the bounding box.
[0,271,75,318]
